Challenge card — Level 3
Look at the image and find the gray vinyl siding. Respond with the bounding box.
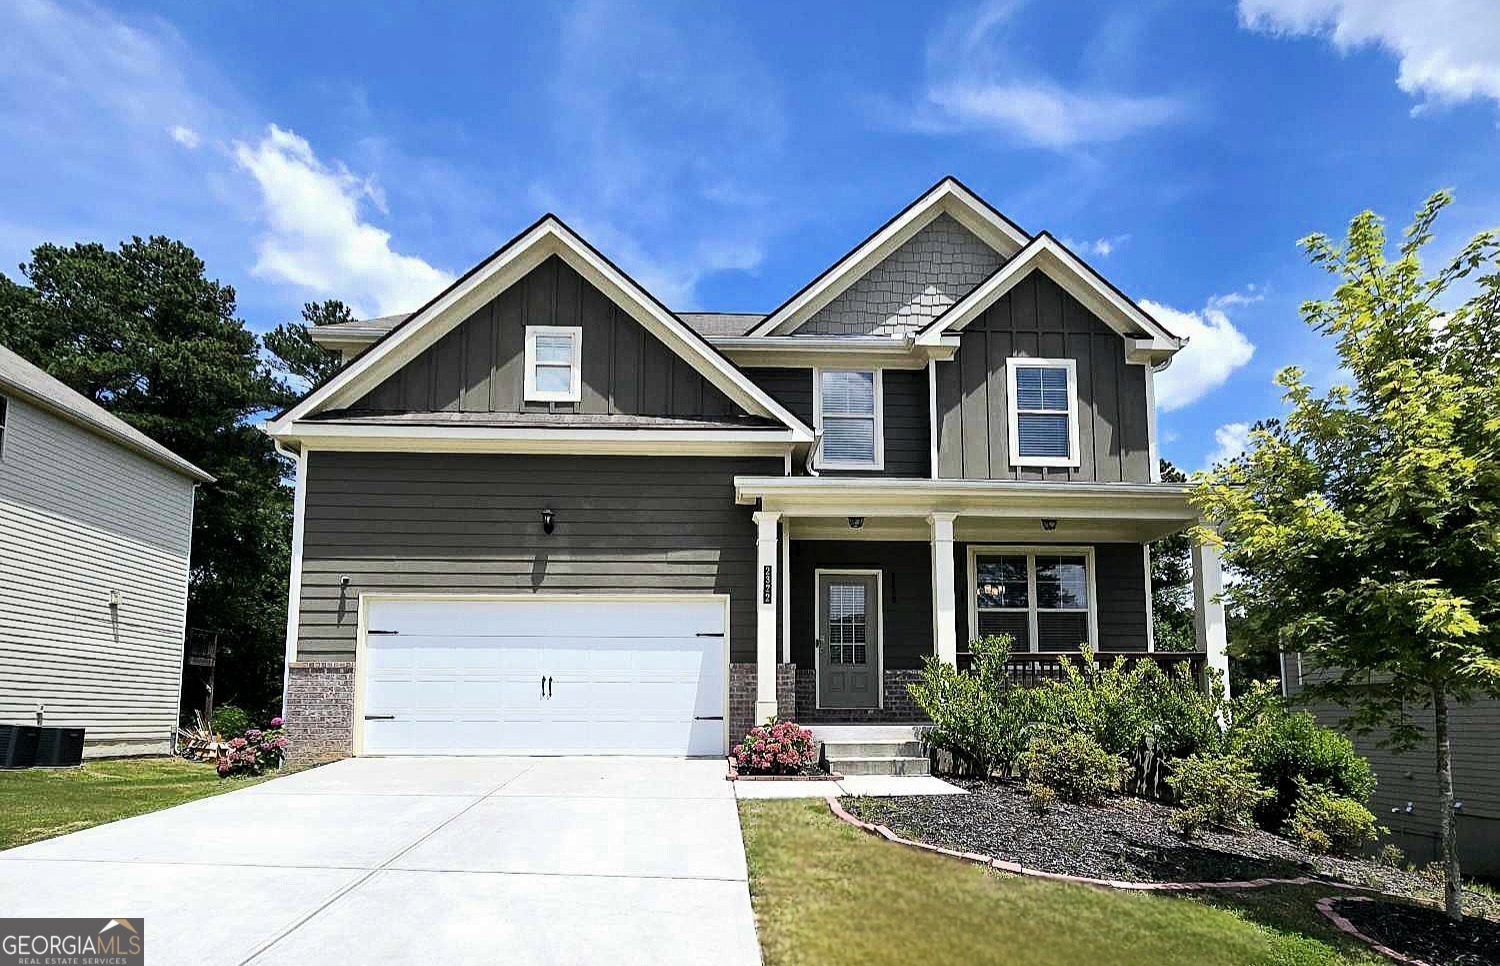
[936,272,1152,482]
[954,542,1149,652]
[744,367,930,477]
[789,541,934,671]
[296,453,781,663]
[1288,659,1500,875]
[354,255,745,419]
[0,396,195,756]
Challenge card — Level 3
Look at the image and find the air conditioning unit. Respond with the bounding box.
[0,725,41,768]
[35,727,86,767]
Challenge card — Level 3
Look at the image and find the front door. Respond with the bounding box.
[816,572,880,709]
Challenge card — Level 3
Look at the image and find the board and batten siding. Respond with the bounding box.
[936,272,1152,483]
[744,367,930,477]
[0,396,195,756]
[353,255,746,419]
[296,453,782,664]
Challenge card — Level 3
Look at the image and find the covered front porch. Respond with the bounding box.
[734,477,1230,735]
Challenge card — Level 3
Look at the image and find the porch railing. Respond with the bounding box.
[958,650,1208,688]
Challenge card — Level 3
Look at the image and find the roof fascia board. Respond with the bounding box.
[732,476,1194,518]
[272,421,798,456]
[714,337,957,370]
[748,178,1030,338]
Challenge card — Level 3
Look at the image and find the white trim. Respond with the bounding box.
[966,545,1098,654]
[713,337,956,371]
[171,485,198,753]
[1145,363,1161,482]
[280,447,308,719]
[812,367,884,471]
[750,178,1029,337]
[927,360,939,479]
[1192,540,1231,698]
[929,512,958,665]
[753,511,781,724]
[813,568,885,711]
[1143,543,1156,652]
[780,535,791,664]
[272,422,798,456]
[1006,357,1081,468]
[914,234,1181,352]
[352,592,732,757]
[523,325,582,402]
[0,393,8,462]
[268,217,813,441]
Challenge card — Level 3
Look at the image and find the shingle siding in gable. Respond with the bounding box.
[797,213,1003,337]
[936,272,1152,483]
[353,255,745,419]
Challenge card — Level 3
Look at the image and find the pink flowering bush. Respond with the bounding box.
[734,719,818,775]
[217,723,289,778]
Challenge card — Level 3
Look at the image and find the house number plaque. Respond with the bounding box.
[762,565,773,604]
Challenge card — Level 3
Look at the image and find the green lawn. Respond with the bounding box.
[0,758,267,850]
[739,799,1383,966]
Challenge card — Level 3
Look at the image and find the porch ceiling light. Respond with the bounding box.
[847,516,865,530]
[1040,518,1059,532]
[541,508,556,534]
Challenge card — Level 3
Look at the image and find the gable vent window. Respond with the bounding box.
[1007,358,1079,467]
[815,369,883,469]
[524,326,582,402]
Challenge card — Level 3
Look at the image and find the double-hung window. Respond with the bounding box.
[814,369,882,469]
[1007,358,1079,467]
[969,547,1094,653]
[524,326,582,402]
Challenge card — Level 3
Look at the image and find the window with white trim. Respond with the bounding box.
[1007,358,1079,466]
[970,548,1093,652]
[523,326,582,402]
[814,369,882,469]
[0,394,7,460]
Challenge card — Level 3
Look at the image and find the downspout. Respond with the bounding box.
[273,439,305,720]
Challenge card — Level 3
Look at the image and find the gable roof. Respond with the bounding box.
[268,216,813,441]
[747,176,1031,337]
[0,344,213,482]
[913,232,1183,357]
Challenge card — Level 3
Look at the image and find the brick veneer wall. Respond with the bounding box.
[794,668,929,723]
[728,663,797,745]
[285,662,355,765]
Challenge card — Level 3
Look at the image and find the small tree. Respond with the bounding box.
[264,299,354,388]
[1149,460,1196,651]
[1191,193,1500,920]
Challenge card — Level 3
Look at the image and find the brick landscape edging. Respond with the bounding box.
[824,796,1381,895]
[1314,896,1435,966]
[727,757,843,781]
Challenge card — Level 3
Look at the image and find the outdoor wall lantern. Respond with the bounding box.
[1040,518,1059,532]
[847,516,865,530]
[541,508,556,534]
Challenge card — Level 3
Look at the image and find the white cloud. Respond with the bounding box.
[1061,234,1131,258]
[1143,298,1257,412]
[168,124,200,149]
[1238,0,1500,109]
[1206,422,1253,469]
[233,125,453,317]
[904,1,1190,149]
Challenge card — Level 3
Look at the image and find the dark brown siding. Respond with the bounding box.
[936,273,1152,482]
[355,256,744,419]
[789,541,934,671]
[953,542,1149,651]
[296,452,781,663]
[744,367,930,477]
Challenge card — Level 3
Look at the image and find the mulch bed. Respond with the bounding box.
[1331,897,1500,966]
[841,778,1495,911]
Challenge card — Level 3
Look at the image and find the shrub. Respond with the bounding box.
[1226,705,1375,830]
[1026,783,1057,814]
[909,634,1035,776]
[1166,753,1273,836]
[210,705,251,739]
[1016,730,1127,805]
[1288,784,1381,856]
[217,724,288,777]
[735,719,817,775]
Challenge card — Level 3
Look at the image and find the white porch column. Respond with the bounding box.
[929,512,959,665]
[753,511,781,724]
[1192,538,1232,698]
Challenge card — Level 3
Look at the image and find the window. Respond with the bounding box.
[0,394,7,459]
[814,369,882,469]
[523,326,582,402]
[1007,358,1079,467]
[969,547,1094,653]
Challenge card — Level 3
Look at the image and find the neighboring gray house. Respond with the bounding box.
[1284,655,1500,877]
[0,344,212,757]
[267,177,1230,764]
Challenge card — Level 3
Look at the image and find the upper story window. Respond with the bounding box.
[0,394,8,460]
[1007,358,1079,467]
[814,369,883,469]
[524,326,582,402]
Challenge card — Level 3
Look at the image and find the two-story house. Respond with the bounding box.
[266,177,1228,764]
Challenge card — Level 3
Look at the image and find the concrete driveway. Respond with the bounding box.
[0,758,760,966]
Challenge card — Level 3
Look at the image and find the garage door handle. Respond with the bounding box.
[363,714,396,721]
[694,716,724,721]
[696,632,725,638]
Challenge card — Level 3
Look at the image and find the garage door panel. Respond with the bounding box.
[360,596,727,757]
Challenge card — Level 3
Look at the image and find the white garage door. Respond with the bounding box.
[359,596,728,757]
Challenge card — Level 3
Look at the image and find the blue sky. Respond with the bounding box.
[2,0,1498,470]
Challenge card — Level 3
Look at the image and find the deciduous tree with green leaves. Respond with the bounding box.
[1191,193,1500,920]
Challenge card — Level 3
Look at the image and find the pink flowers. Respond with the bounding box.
[735,719,817,776]
[216,720,289,778]
[269,717,284,728]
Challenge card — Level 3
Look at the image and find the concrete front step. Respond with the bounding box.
[821,740,925,759]
[827,755,931,777]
